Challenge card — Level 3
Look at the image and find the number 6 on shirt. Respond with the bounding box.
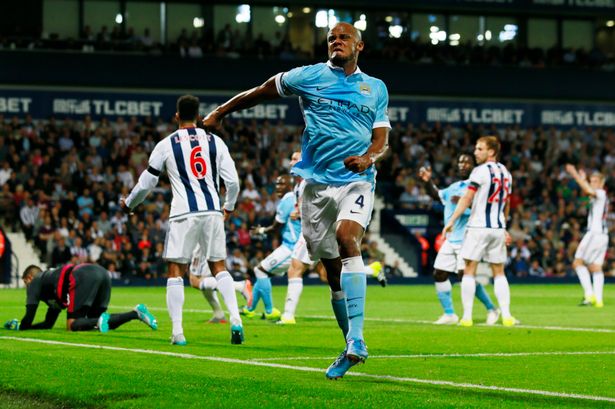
[190,146,207,179]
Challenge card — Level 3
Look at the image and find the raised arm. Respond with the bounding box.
[418,166,441,201]
[203,76,280,131]
[565,164,596,197]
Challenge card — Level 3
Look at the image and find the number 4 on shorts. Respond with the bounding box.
[355,195,364,208]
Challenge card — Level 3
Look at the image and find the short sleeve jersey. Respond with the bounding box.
[467,162,512,229]
[439,180,471,245]
[587,189,609,234]
[275,62,390,185]
[276,191,302,249]
[147,128,238,220]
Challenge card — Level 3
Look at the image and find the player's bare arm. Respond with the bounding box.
[344,127,389,173]
[203,77,280,131]
[565,164,596,197]
[418,166,440,201]
[250,220,281,237]
[443,189,476,235]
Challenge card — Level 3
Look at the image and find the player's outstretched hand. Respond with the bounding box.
[119,197,133,215]
[564,164,577,175]
[344,155,372,173]
[250,225,266,237]
[3,319,20,330]
[202,111,223,133]
[418,166,432,182]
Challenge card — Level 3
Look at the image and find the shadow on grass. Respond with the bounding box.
[0,388,143,409]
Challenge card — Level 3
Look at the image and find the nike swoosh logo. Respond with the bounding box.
[350,210,361,214]
[316,86,329,91]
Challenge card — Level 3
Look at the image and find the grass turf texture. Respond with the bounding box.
[0,284,613,408]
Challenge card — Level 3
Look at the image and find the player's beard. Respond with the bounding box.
[330,50,355,67]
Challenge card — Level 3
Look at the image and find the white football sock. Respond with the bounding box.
[593,272,604,304]
[202,288,224,319]
[166,277,185,336]
[493,275,511,319]
[575,265,594,299]
[200,276,218,291]
[435,280,452,293]
[461,275,476,321]
[233,280,246,294]
[216,271,242,327]
[283,278,303,319]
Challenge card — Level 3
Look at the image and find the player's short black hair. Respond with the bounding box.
[458,152,475,163]
[176,95,200,121]
[22,265,42,280]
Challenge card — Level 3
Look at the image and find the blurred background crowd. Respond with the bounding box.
[2,25,615,71]
[0,114,613,280]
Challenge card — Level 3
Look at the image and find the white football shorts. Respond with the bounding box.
[261,244,293,276]
[460,227,507,264]
[301,181,374,260]
[433,239,465,273]
[575,232,609,266]
[163,213,226,264]
[291,235,313,266]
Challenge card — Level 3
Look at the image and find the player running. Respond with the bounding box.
[565,164,609,308]
[4,263,157,332]
[419,154,499,325]
[444,136,517,327]
[242,174,301,320]
[203,22,389,379]
[122,95,244,345]
[278,152,384,325]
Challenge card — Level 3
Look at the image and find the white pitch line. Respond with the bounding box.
[250,350,615,361]
[2,336,615,404]
[111,305,615,334]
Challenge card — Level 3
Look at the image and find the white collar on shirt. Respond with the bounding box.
[326,60,362,75]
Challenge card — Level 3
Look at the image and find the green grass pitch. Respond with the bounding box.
[1,283,614,408]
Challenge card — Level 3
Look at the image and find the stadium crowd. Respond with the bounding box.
[379,122,615,277]
[1,25,614,71]
[0,114,613,279]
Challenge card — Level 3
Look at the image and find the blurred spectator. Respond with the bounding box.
[1,113,613,281]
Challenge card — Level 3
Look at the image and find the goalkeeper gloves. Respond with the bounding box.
[3,319,20,330]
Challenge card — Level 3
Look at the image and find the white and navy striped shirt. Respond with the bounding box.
[126,127,239,220]
[467,161,512,229]
[587,189,609,234]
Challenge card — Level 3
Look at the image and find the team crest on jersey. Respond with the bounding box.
[359,83,371,95]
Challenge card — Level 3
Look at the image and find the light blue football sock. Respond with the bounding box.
[341,272,366,341]
[475,283,496,311]
[249,279,263,312]
[259,277,273,314]
[437,291,455,315]
[331,296,349,340]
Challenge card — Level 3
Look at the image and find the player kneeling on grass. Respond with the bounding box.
[3,264,157,333]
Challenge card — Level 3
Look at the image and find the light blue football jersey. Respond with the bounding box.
[276,192,302,249]
[439,180,472,245]
[276,62,391,185]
